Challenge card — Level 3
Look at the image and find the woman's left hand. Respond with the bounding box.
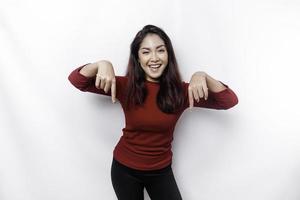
[188,71,208,109]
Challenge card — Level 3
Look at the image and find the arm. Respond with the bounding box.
[68,60,117,103]
[78,62,98,77]
[204,72,227,93]
[187,71,238,110]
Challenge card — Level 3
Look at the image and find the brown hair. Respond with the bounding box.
[125,25,184,114]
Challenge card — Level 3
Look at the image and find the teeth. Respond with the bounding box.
[149,64,161,68]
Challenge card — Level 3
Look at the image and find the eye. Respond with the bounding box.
[142,51,149,55]
[158,49,165,52]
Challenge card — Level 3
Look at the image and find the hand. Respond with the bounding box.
[95,60,116,103]
[188,71,208,109]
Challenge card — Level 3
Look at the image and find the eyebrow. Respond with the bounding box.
[140,45,166,50]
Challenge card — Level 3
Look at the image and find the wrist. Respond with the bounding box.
[79,63,98,77]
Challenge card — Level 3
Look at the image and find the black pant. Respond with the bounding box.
[111,158,182,200]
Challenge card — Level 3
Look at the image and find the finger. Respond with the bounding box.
[95,75,101,89]
[188,86,194,109]
[203,86,209,100]
[103,79,111,93]
[202,80,209,100]
[192,87,200,102]
[111,78,116,103]
[196,86,203,101]
[199,87,204,99]
[100,77,106,89]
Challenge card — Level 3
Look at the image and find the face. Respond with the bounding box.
[138,34,168,82]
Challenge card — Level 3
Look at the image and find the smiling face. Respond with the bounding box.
[138,34,168,82]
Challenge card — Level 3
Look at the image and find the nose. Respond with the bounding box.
[150,52,159,62]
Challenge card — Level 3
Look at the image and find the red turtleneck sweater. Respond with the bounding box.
[68,65,238,170]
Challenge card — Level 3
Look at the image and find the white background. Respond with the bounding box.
[1,0,300,199]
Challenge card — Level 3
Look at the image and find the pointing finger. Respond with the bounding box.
[188,86,194,109]
[111,78,116,103]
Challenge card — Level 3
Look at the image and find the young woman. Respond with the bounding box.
[68,25,238,200]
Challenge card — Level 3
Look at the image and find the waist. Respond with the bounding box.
[112,157,172,174]
[113,138,173,170]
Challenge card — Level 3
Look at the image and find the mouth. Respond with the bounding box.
[149,64,161,68]
[148,64,161,72]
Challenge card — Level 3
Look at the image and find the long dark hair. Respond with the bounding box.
[125,25,185,114]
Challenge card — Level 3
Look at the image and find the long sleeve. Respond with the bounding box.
[182,82,238,110]
[68,64,128,101]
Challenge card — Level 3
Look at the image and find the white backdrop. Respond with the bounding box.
[1,0,300,199]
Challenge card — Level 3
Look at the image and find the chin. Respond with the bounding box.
[149,74,162,80]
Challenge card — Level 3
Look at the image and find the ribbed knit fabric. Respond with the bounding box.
[68,65,238,170]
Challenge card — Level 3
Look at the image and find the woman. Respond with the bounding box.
[68,25,238,200]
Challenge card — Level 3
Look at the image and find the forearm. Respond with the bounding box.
[79,63,98,77]
[188,71,238,109]
[79,60,112,77]
[205,73,227,93]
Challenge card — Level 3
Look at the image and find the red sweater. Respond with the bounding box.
[68,65,238,170]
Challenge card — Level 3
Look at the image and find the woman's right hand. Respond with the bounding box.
[95,60,116,103]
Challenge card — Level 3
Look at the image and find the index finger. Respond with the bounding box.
[111,78,116,103]
[188,86,194,109]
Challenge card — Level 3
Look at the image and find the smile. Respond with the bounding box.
[148,64,161,69]
[148,64,161,72]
